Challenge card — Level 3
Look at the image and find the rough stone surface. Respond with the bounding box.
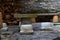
[10,31,59,40]
[1,25,60,40]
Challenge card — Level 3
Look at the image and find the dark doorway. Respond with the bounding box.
[36,15,53,22]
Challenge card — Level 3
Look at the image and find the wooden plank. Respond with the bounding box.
[14,14,37,18]
[14,13,59,18]
[0,12,3,29]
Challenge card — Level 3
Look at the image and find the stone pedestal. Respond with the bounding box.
[53,15,59,22]
[31,17,36,23]
[0,12,3,29]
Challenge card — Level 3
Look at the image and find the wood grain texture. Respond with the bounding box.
[0,12,3,29]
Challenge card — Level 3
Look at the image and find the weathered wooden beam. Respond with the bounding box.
[0,12,3,29]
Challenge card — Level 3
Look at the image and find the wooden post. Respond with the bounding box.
[53,15,59,22]
[31,17,36,23]
[0,12,3,29]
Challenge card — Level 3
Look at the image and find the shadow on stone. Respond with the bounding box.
[53,37,60,40]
